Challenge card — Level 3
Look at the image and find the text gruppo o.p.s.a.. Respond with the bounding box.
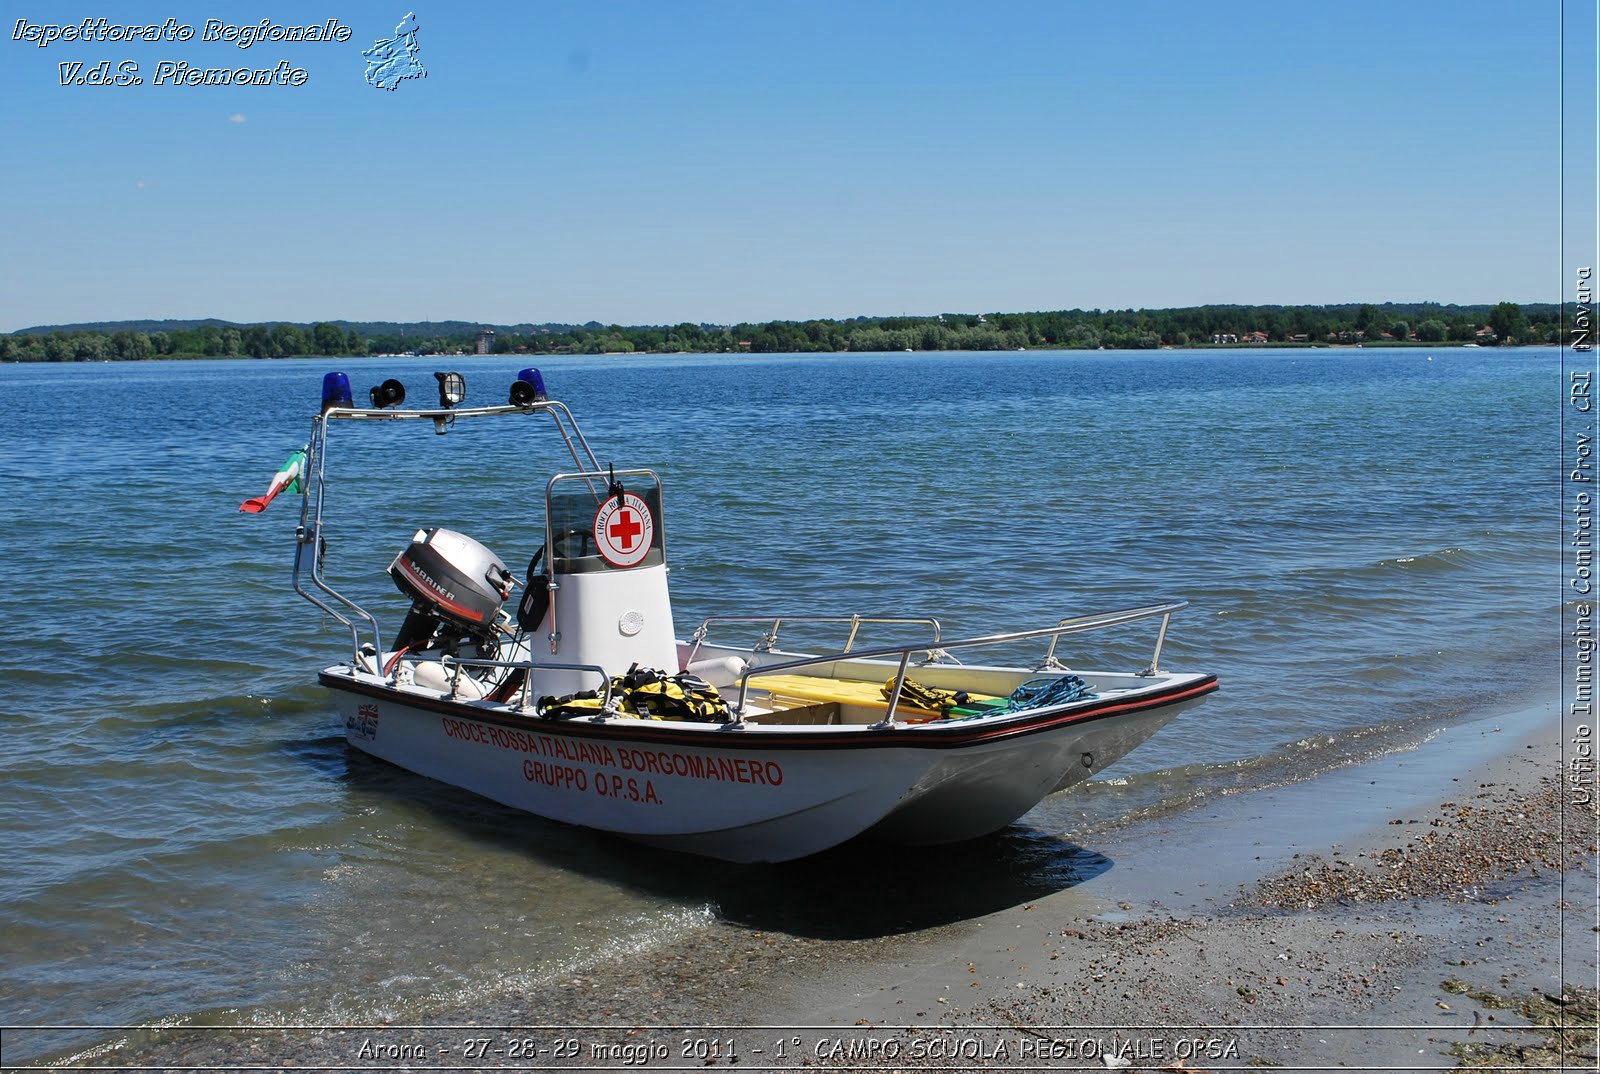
[440,716,786,807]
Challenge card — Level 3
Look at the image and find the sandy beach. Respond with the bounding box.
[719,700,1595,1071]
[56,693,1594,1073]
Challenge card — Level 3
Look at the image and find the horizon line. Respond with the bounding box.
[4,296,1560,336]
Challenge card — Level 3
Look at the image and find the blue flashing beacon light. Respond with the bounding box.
[509,367,548,406]
[321,371,353,412]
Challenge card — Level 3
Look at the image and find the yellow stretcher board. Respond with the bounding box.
[753,673,1002,720]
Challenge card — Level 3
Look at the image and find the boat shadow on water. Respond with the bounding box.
[318,740,1112,939]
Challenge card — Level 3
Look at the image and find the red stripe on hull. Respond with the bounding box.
[320,672,1218,752]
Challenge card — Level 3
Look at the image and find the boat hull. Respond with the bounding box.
[864,696,1201,843]
[322,669,1217,863]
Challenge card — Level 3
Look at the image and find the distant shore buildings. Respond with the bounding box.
[475,328,494,355]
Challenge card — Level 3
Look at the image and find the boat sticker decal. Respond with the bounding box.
[594,492,654,569]
[346,702,380,741]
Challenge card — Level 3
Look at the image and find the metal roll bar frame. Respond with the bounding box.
[291,399,602,677]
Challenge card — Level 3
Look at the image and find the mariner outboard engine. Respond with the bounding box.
[389,527,515,656]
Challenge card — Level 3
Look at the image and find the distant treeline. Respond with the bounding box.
[3,316,589,340]
[0,322,366,362]
[0,302,1562,361]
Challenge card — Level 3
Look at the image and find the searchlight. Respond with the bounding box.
[434,371,465,408]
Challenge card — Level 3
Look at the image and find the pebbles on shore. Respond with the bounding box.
[1252,775,1596,910]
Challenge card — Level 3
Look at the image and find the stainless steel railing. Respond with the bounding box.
[728,601,1187,727]
[376,601,1183,728]
[685,615,943,666]
[292,399,602,673]
[423,654,617,714]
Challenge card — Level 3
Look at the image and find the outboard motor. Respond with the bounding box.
[389,527,515,656]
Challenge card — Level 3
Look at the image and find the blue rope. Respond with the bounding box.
[1006,674,1095,709]
[944,674,1097,720]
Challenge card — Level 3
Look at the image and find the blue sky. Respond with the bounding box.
[0,1,1591,330]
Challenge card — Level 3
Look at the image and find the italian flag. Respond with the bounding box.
[239,448,307,514]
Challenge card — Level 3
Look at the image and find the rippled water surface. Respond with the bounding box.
[0,349,1559,1056]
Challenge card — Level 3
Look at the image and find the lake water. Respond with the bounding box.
[0,349,1560,1060]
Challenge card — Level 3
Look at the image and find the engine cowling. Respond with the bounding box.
[389,528,513,650]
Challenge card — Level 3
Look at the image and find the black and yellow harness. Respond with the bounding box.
[537,664,732,723]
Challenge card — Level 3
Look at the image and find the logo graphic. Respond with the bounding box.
[363,12,425,91]
[594,493,655,569]
[347,703,381,741]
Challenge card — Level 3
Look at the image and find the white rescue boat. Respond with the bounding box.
[288,369,1218,863]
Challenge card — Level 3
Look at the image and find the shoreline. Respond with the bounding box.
[0,342,1560,364]
[47,692,1596,1072]
[737,699,1593,1060]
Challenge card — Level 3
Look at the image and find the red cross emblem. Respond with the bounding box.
[608,508,643,550]
[593,492,655,568]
